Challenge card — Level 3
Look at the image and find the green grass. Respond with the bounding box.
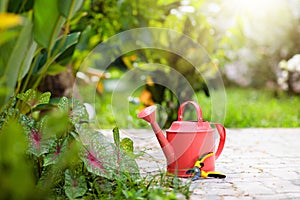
[94,87,300,128]
[223,88,300,127]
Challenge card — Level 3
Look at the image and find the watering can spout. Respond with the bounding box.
[137,105,157,124]
[137,105,175,163]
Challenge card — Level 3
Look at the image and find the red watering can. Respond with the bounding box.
[137,101,226,177]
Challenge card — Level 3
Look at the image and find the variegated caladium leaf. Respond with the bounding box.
[77,126,140,179]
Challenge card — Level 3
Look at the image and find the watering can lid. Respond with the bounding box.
[166,101,213,133]
[167,121,213,132]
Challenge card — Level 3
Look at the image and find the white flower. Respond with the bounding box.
[279,60,287,70]
[277,54,300,93]
[277,77,285,85]
[281,70,289,80]
[296,64,300,72]
[281,83,288,90]
[287,54,300,71]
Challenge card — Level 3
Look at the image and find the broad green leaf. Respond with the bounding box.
[55,43,76,65]
[18,41,37,80]
[58,0,84,19]
[79,128,112,179]
[35,32,80,74]
[33,0,65,49]
[26,129,56,157]
[64,169,87,199]
[51,32,80,59]
[1,17,33,105]
[78,127,140,179]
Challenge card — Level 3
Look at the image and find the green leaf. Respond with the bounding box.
[79,128,112,179]
[51,32,80,59]
[43,139,67,167]
[16,89,51,108]
[58,96,70,113]
[42,111,70,138]
[16,89,37,103]
[34,32,80,74]
[120,138,134,154]
[18,41,37,80]
[0,0,8,12]
[16,88,34,100]
[71,98,89,125]
[0,119,27,164]
[0,18,33,106]
[33,0,65,49]
[26,129,56,157]
[46,64,68,75]
[0,119,36,199]
[0,30,19,46]
[38,92,51,104]
[78,126,140,179]
[58,0,84,19]
[64,169,87,199]
[0,87,8,110]
[7,0,34,13]
[113,127,120,147]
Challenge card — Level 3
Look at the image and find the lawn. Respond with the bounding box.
[94,87,300,129]
[222,88,300,127]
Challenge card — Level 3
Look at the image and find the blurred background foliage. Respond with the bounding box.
[71,0,300,128]
[0,0,300,129]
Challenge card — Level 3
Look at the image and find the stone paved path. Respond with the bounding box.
[103,128,300,199]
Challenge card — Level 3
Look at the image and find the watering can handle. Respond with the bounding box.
[178,101,225,159]
[211,123,226,160]
[178,101,203,122]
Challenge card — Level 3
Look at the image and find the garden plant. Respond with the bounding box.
[0,0,192,198]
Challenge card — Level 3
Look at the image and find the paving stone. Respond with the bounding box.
[101,128,300,199]
[222,196,253,200]
[267,169,300,180]
[253,193,300,200]
[190,194,223,200]
[191,188,206,195]
[235,181,275,195]
[291,178,300,186]
[262,179,300,194]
